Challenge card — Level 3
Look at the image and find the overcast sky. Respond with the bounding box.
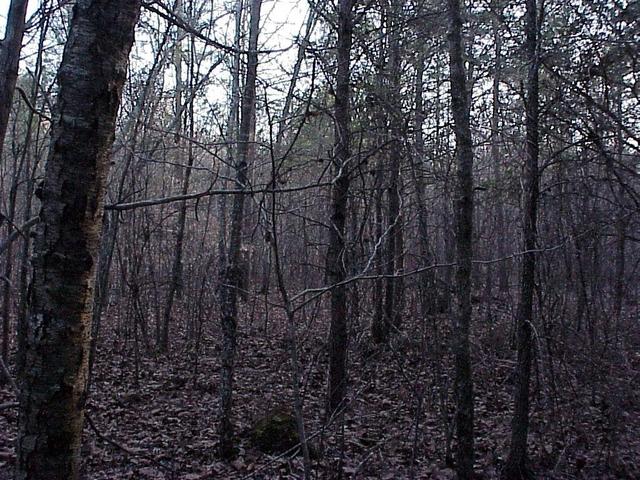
[0,0,38,37]
[0,0,311,95]
[0,1,308,46]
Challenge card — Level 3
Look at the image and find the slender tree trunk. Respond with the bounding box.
[1,137,24,381]
[267,129,313,478]
[491,5,509,293]
[86,210,118,397]
[217,0,243,268]
[612,89,626,334]
[411,48,437,316]
[0,0,30,381]
[371,16,388,344]
[15,9,48,382]
[326,0,353,415]
[0,0,29,150]
[160,12,193,352]
[371,156,385,341]
[447,0,475,477]
[502,0,540,477]
[613,215,626,329]
[383,0,405,335]
[16,2,141,479]
[218,0,261,458]
[276,6,316,146]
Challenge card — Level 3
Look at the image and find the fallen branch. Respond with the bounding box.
[85,414,176,475]
[104,182,331,211]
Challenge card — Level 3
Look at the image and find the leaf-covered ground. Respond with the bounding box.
[1,300,639,479]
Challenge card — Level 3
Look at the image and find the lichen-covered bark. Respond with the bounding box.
[16,2,141,479]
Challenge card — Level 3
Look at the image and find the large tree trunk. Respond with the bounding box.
[16,2,141,479]
[0,0,29,150]
[447,0,475,478]
[326,0,354,415]
[218,0,261,458]
[502,0,540,478]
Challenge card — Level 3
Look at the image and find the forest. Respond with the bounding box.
[0,0,638,479]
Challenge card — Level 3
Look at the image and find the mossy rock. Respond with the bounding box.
[250,408,298,454]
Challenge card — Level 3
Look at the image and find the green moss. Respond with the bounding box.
[250,408,298,454]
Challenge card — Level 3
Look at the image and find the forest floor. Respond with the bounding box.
[1,298,639,479]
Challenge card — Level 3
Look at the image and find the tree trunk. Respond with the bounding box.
[326,0,353,415]
[0,0,30,378]
[447,0,475,477]
[411,48,437,316]
[371,14,389,344]
[217,0,243,269]
[502,0,540,477]
[160,9,193,352]
[0,0,29,150]
[383,0,405,336]
[1,140,22,378]
[16,2,141,479]
[491,4,509,293]
[218,0,261,459]
[16,9,48,375]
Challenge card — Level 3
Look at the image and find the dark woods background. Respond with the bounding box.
[0,0,638,479]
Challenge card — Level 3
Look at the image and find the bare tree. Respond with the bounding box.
[218,0,262,458]
[0,0,30,382]
[447,0,475,477]
[502,0,541,477]
[160,0,194,352]
[326,0,354,416]
[0,0,29,150]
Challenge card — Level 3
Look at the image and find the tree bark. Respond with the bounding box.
[491,3,509,293]
[14,9,48,385]
[0,0,30,372]
[218,0,261,459]
[0,0,29,150]
[371,12,389,344]
[383,0,405,336]
[447,0,475,478]
[411,47,437,316]
[16,2,141,479]
[160,5,193,352]
[1,139,22,377]
[502,0,540,478]
[217,0,243,269]
[326,0,353,415]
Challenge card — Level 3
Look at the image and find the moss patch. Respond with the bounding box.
[250,408,298,454]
